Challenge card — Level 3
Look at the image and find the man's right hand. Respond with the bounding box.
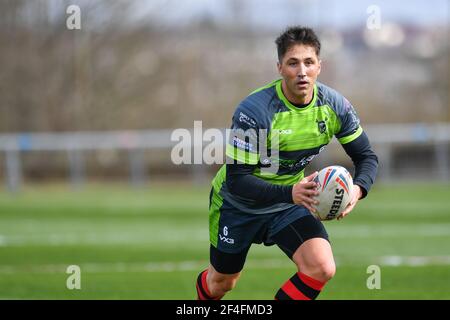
[292,171,320,213]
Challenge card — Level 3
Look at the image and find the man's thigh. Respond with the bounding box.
[209,189,271,273]
[269,207,330,259]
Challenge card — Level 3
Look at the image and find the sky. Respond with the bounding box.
[132,0,449,29]
[41,0,449,31]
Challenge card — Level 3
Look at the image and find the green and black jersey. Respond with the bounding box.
[211,79,378,214]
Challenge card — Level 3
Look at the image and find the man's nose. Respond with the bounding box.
[297,64,307,77]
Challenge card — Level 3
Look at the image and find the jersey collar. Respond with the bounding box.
[275,79,317,112]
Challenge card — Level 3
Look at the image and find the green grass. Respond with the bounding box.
[0,182,449,299]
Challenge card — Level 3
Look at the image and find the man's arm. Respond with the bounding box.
[337,131,378,220]
[226,161,320,212]
[330,92,378,199]
[226,162,293,205]
[341,131,378,199]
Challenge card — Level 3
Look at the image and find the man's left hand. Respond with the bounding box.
[337,185,363,221]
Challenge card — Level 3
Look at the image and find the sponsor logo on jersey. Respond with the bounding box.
[278,129,293,135]
[278,146,326,171]
[238,112,257,128]
[232,136,254,151]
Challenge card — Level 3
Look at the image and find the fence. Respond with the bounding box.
[0,123,449,192]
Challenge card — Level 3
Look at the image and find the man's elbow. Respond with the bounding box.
[356,149,378,167]
[371,151,379,169]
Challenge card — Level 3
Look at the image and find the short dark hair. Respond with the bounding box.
[275,26,321,62]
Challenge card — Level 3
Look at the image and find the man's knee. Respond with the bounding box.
[296,259,335,282]
[292,238,336,283]
[314,261,336,281]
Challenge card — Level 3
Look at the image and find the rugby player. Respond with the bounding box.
[196,26,378,300]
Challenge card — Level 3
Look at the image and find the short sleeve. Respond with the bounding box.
[334,96,363,145]
[226,103,264,165]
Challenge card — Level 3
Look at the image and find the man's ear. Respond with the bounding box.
[317,59,322,75]
[277,61,282,75]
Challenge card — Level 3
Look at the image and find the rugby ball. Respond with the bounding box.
[313,166,353,221]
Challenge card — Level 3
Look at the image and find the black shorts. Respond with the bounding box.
[209,190,329,274]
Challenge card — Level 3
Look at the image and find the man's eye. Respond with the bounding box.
[289,62,297,66]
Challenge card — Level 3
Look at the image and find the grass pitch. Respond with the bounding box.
[0,182,449,299]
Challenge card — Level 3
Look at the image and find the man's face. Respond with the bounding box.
[277,44,321,102]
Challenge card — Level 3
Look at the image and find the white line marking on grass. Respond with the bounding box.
[0,223,448,247]
[0,259,285,274]
[0,256,449,274]
[0,231,208,246]
[379,255,450,267]
[0,235,6,246]
[327,224,450,238]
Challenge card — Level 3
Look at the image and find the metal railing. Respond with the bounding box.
[1,123,449,192]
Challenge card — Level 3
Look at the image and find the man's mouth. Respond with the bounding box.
[296,80,309,88]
